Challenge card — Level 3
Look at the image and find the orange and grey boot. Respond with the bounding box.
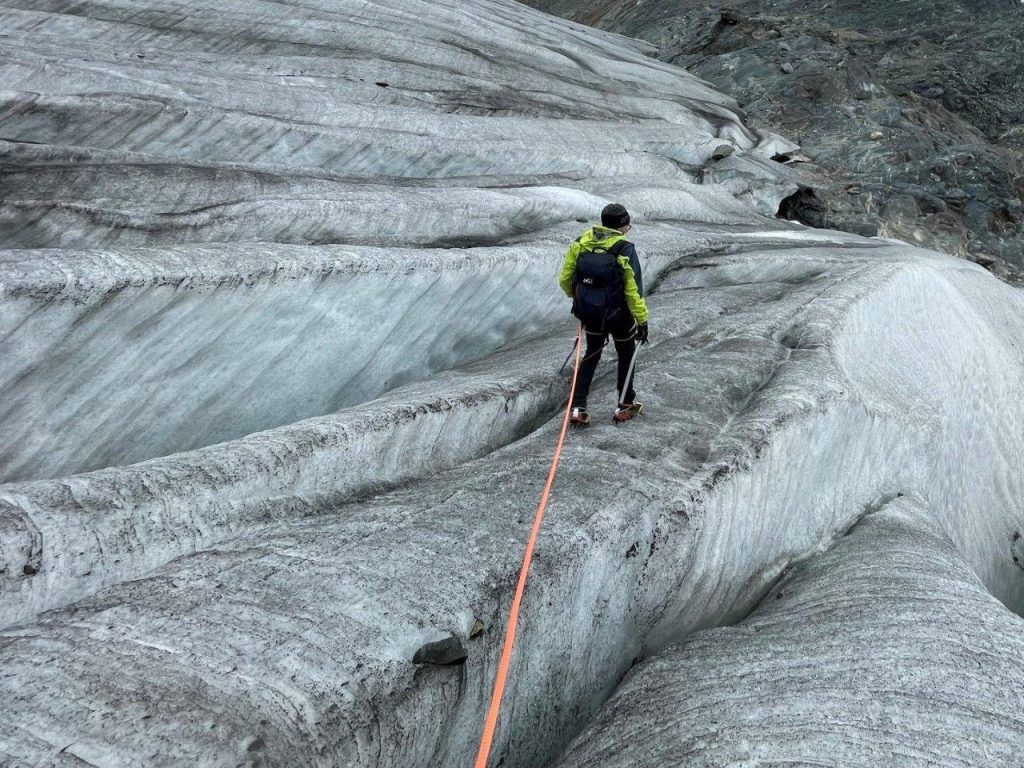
[570,407,592,427]
[613,401,643,423]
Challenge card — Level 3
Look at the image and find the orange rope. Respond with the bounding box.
[473,325,584,768]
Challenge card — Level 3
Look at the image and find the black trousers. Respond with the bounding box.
[572,314,638,409]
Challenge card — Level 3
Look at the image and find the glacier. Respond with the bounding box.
[553,497,1024,768]
[0,0,797,482]
[1,0,1023,767]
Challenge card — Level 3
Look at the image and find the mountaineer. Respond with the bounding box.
[559,202,649,426]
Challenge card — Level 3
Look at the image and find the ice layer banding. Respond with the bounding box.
[1,1,1023,767]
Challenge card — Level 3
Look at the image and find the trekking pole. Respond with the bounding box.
[617,340,641,406]
[563,335,613,374]
[559,335,580,374]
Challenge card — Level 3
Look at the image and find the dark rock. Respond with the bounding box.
[521,0,1024,281]
[412,635,469,666]
[869,105,902,128]
[882,194,921,221]
[712,143,736,160]
[916,194,947,214]
[964,200,994,232]
[847,57,882,100]
[777,187,826,228]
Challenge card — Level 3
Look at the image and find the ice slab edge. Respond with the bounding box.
[0,328,573,629]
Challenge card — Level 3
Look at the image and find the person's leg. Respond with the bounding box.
[572,327,607,409]
[612,318,638,404]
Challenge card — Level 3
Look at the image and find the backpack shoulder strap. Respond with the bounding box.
[608,239,629,257]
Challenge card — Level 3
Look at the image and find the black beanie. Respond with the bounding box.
[601,203,631,229]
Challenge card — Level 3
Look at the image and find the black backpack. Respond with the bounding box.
[571,240,628,332]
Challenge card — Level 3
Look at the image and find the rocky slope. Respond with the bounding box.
[523,0,1024,280]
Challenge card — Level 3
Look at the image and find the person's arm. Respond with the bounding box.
[622,242,644,297]
[558,239,582,297]
[617,252,649,324]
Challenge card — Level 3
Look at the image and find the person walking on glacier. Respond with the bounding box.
[559,202,649,427]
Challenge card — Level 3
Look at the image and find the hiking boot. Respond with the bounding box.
[613,401,643,423]
[570,407,592,427]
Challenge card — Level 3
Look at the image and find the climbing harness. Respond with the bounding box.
[473,324,584,768]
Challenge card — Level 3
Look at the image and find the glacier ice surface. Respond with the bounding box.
[1,1,1023,767]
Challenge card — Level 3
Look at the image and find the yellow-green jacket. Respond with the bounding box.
[559,226,648,324]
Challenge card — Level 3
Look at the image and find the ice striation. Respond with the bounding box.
[1,1,1023,767]
[0,0,795,482]
[554,497,1024,768]
[4,236,1024,766]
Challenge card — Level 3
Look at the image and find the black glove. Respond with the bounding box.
[635,322,649,345]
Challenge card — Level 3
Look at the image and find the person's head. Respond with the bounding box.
[601,203,631,233]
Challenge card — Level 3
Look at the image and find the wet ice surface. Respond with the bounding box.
[1,1,1024,767]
